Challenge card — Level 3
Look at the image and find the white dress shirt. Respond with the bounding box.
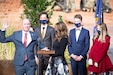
[75,26,82,42]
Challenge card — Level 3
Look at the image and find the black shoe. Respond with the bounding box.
[82,8,87,12]
[104,8,112,13]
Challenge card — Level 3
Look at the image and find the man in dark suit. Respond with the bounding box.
[35,12,55,75]
[0,19,46,75]
[68,14,90,75]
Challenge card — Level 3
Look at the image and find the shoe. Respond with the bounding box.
[64,8,71,13]
[104,8,112,13]
[82,8,87,12]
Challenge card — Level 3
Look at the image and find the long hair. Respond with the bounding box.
[94,23,109,42]
[55,22,68,42]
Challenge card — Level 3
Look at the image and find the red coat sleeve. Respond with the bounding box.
[88,39,96,59]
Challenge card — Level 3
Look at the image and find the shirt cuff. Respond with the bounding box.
[1,29,6,31]
[80,55,84,59]
[70,54,74,57]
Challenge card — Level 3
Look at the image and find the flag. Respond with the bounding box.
[95,0,103,24]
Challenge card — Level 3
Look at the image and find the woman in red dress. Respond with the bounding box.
[88,23,113,75]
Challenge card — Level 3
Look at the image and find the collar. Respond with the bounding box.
[75,26,82,31]
[41,24,47,29]
[22,30,29,34]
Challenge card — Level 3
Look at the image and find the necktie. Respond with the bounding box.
[24,33,28,61]
[41,27,45,39]
[24,33,27,47]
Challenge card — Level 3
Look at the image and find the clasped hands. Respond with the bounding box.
[70,54,83,61]
[88,59,98,67]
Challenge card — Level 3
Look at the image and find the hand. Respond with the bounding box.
[70,54,78,61]
[88,59,93,65]
[76,55,83,61]
[35,56,39,65]
[2,21,9,30]
[94,62,98,67]
[41,47,49,51]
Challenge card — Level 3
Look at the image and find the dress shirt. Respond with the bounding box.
[75,26,82,42]
[22,31,32,46]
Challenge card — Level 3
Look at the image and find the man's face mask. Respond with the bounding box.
[40,20,47,24]
[75,23,81,27]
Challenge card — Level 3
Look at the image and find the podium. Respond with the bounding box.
[37,50,55,55]
[36,50,55,75]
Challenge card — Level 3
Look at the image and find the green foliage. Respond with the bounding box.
[58,15,63,22]
[22,0,54,27]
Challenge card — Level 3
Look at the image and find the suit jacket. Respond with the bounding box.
[0,30,44,66]
[35,25,55,50]
[68,28,90,58]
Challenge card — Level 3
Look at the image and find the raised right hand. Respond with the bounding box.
[2,21,9,30]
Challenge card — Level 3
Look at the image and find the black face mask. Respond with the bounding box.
[75,23,81,27]
[40,20,47,24]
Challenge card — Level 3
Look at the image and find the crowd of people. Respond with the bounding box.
[53,0,112,13]
[0,12,113,75]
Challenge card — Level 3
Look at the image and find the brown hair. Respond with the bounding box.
[55,22,68,42]
[38,12,49,23]
[94,23,109,42]
[74,14,82,21]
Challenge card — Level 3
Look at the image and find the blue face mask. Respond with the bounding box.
[97,30,101,35]
[40,20,47,24]
[75,23,81,27]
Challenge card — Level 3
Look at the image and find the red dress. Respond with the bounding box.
[88,36,113,73]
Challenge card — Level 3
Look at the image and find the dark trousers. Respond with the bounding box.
[71,58,87,75]
[14,61,35,75]
[37,56,49,75]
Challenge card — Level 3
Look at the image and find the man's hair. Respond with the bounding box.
[74,14,82,21]
[38,12,49,23]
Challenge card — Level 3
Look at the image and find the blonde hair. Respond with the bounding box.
[55,22,68,42]
[94,23,109,42]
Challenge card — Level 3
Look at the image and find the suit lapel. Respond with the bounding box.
[77,28,83,42]
[44,26,48,39]
[15,31,22,43]
[30,31,33,41]
[73,29,76,41]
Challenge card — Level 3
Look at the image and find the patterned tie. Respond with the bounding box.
[24,33,28,61]
[41,27,45,39]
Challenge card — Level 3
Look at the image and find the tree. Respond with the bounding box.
[22,0,54,27]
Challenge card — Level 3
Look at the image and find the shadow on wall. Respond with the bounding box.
[0,60,15,75]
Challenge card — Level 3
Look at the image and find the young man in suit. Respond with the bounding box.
[35,12,55,75]
[0,19,47,75]
[68,14,90,75]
